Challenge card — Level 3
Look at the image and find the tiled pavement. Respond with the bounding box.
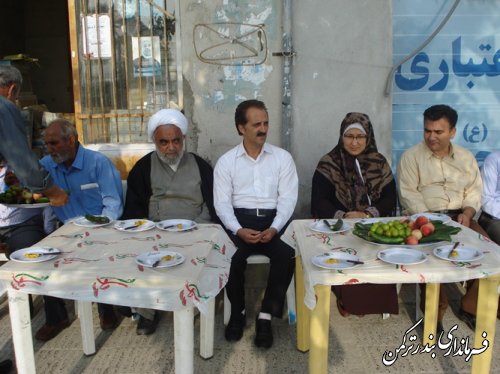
[1,271,499,373]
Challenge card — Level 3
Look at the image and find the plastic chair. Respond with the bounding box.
[223,254,296,325]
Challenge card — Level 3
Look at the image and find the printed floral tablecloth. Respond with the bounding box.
[0,223,236,314]
[282,219,500,309]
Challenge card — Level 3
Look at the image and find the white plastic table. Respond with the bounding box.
[0,222,235,374]
[283,218,500,374]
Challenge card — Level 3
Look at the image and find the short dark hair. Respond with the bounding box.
[423,104,458,129]
[234,100,268,135]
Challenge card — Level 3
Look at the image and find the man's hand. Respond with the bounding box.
[237,228,263,244]
[4,171,19,186]
[43,185,69,207]
[457,213,471,227]
[457,207,475,228]
[259,228,277,243]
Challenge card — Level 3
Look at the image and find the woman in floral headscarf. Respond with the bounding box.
[311,112,398,316]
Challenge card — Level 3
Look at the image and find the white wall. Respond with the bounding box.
[180,0,393,218]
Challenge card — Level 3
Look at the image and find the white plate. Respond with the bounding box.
[135,250,185,268]
[114,219,156,232]
[156,219,197,232]
[73,215,112,228]
[410,212,451,224]
[377,248,428,265]
[10,246,61,263]
[3,202,50,208]
[309,220,352,234]
[433,244,483,262]
[311,252,362,270]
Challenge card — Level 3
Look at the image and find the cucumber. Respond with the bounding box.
[85,214,110,224]
[370,231,405,244]
[331,218,343,231]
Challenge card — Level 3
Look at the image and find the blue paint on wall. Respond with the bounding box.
[392,0,500,168]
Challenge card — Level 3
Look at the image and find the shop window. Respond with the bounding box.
[68,0,181,143]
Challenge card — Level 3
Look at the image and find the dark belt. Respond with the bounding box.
[234,208,277,217]
[432,209,462,215]
[480,211,498,220]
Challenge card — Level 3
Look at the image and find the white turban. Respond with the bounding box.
[147,109,188,141]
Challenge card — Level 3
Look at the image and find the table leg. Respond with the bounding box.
[471,276,500,373]
[8,290,35,373]
[77,301,96,355]
[423,283,439,346]
[309,284,331,374]
[199,298,214,359]
[295,255,310,352]
[174,307,194,374]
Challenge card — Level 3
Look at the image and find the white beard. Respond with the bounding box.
[156,149,184,166]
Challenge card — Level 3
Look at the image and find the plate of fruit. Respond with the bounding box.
[352,216,461,246]
[410,212,451,224]
[0,185,49,208]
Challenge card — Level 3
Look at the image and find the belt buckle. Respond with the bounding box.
[256,208,265,217]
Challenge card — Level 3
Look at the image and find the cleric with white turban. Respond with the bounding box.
[147,108,188,141]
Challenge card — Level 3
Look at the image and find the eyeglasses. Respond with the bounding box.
[343,134,367,142]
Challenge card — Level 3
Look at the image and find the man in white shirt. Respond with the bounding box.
[479,151,500,244]
[214,100,298,349]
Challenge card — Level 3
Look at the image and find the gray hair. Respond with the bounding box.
[47,118,79,141]
[0,65,22,89]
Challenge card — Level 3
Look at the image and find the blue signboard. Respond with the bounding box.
[392,0,500,168]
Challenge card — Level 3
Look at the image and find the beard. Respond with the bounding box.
[156,148,184,166]
[50,151,71,164]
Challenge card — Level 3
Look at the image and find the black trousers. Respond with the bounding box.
[225,212,294,318]
[1,215,45,256]
[43,296,114,325]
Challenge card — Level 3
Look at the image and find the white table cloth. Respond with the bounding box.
[284,218,500,374]
[0,222,236,374]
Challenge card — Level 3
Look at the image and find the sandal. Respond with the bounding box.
[336,299,350,317]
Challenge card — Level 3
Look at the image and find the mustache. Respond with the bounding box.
[257,132,267,137]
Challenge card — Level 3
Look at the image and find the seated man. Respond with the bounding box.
[121,108,217,335]
[36,119,124,341]
[0,162,46,257]
[214,100,298,349]
[397,104,488,331]
[479,151,500,244]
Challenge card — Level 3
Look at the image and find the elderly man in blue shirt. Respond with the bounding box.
[35,118,124,341]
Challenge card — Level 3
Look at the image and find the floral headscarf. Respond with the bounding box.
[316,112,394,211]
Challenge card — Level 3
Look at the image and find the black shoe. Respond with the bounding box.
[225,313,246,342]
[136,312,159,335]
[116,306,133,317]
[254,317,273,349]
[458,309,476,330]
[0,359,12,373]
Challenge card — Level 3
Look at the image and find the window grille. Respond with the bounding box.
[68,0,182,144]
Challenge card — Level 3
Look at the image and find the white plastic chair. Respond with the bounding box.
[223,254,296,325]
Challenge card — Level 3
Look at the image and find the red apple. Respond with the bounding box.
[411,229,423,240]
[420,222,435,237]
[415,216,430,228]
[405,235,419,245]
[409,221,417,230]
